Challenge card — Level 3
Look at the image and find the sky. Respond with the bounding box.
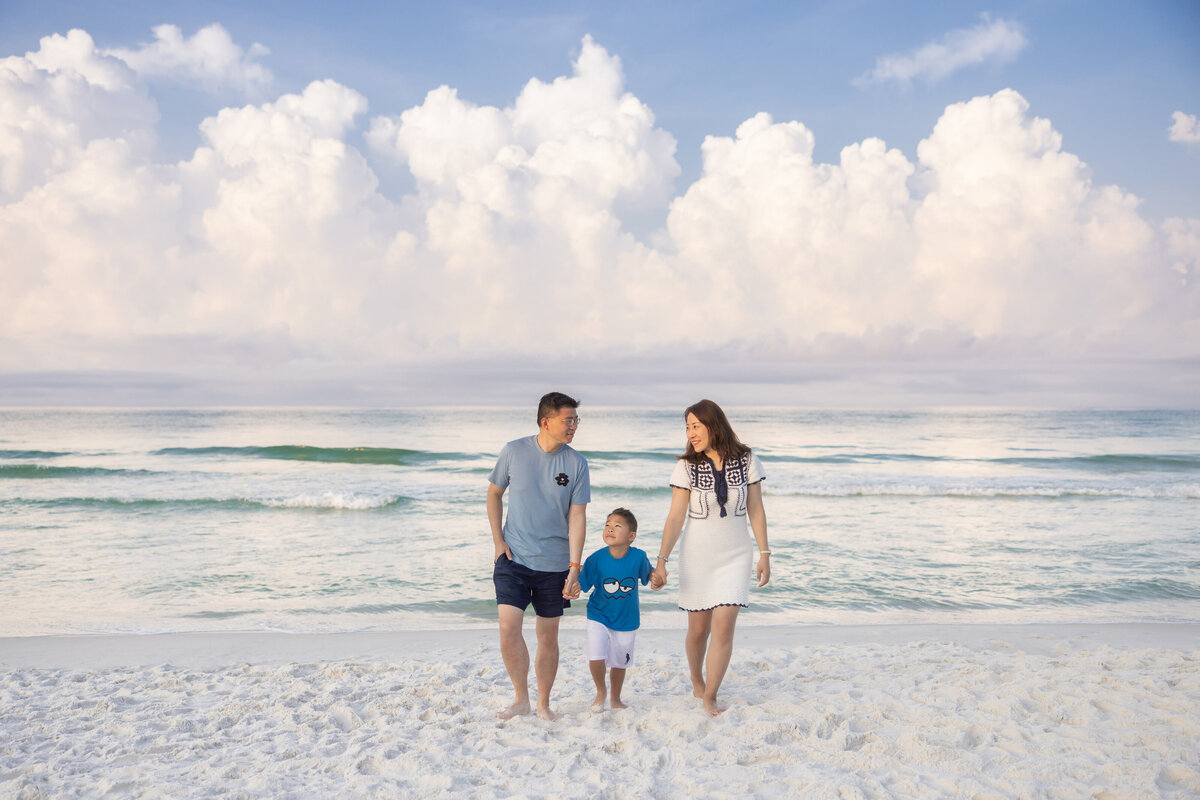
[1,0,1198,407]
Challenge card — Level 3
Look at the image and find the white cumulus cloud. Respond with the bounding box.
[1168,111,1200,144]
[365,35,680,350]
[105,23,272,92]
[0,29,157,200]
[663,88,1186,357]
[0,30,1197,383]
[856,15,1027,86]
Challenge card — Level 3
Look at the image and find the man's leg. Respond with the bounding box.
[496,604,531,719]
[533,614,561,720]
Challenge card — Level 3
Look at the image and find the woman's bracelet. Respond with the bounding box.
[759,550,771,556]
[656,554,668,562]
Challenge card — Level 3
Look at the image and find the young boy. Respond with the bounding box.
[576,507,652,711]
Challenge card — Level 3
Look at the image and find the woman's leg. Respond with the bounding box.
[685,609,713,698]
[702,605,740,716]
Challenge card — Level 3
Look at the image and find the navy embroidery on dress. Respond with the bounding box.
[686,456,752,519]
[688,462,715,491]
[724,456,748,487]
[706,455,729,517]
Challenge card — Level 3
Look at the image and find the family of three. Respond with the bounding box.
[487,391,771,719]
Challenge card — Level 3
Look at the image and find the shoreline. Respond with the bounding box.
[3,622,1198,669]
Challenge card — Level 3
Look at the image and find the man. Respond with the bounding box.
[487,391,589,720]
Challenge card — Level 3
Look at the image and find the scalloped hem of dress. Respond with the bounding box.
[678,602,747,612]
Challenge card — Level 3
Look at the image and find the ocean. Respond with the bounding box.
[1,407,1197,636]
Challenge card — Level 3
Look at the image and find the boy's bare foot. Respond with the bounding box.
[610,698,630,710]
[536,706,559,721]
[496,701,531,720]
[702,697,726,717]
[590,690,607,713]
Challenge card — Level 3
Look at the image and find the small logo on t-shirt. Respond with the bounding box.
[555,472,569,486]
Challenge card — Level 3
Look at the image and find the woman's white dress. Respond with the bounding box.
[669,453,765,611]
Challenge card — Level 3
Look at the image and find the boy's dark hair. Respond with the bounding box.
[537,391,580,425]
[607,507,637,532]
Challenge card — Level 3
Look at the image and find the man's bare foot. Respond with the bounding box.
[590,690,607,713]
[536,706,559,721]
[496,701,531,720]
[702,697,725,716]
[610,698,630,710]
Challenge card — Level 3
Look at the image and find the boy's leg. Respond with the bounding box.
[496,604,530,719]
[609,667,628,709]
[586,620,609,711]
[589,660,608,711]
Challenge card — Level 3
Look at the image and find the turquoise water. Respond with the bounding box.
[1,407,1198,635]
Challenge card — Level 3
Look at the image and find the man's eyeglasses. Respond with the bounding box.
[559,417,581,427]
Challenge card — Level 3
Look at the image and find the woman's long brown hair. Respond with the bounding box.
[679,399,751,464]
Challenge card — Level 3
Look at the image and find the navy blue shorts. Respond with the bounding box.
[493,555,571,618]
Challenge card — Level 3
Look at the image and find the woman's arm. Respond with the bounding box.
[747,482,770,587]
[651,487,690,589]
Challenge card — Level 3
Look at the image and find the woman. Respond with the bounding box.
[650,399,770,716]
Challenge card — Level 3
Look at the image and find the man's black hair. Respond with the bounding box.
[537,392,580,425]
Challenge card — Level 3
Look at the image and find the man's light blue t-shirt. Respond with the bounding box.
[489,435,590,572]
[579,546,652,632]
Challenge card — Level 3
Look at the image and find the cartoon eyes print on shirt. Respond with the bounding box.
[601,578,636,599]
[555,473,569,486]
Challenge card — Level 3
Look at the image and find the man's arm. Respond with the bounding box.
[563,503,586,598]
[487,482,511,562]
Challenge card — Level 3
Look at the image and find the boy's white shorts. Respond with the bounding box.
[586,619,638,669]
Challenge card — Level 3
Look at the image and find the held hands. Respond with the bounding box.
[649,565,668,591]
[563,567,581,600]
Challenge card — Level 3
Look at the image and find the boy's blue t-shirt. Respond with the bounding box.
[579,545,652,632]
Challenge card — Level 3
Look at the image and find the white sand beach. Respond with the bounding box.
[3,624,1199,799]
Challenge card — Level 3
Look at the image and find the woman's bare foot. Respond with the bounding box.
[691,677,705,699]
[702,697,726,717]
[590,690,607,713]
[536,705,559,721]
[496,700,531,720]
[610,697,630,710]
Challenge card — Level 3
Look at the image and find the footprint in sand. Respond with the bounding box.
[816,713,844,740]
[1157,765,1200,793]
[329,706,361,732]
